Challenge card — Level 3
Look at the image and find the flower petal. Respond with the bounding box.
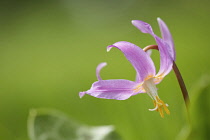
[132,20,173,82]
[135,49,152,82]
[107,41,156,82]
[82,79,139,100]
[157,18,176,60]
[96,62,107,80]
[131,20,154,34]
[154,36,173,83]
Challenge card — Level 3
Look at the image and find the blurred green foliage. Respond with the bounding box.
[0,0,210,140]
[187,76,210,140]
[28,109,121,140]
[176,76,210,140]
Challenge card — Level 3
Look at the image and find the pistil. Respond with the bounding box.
[150,96,170,118]
[142,78,170,118]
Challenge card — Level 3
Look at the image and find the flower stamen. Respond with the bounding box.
[149,96,170,118]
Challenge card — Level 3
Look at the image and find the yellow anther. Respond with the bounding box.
[149,96,170,118]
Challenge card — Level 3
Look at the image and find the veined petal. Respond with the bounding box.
[135,50,152,82]
[154,36,173,83]
[132,20,154,35]
[96,62,107,80]
[132,82,146,95]
[132,20,173,83]
[107,41,156,82]
[157,18,176,60]
[82,79,139,100]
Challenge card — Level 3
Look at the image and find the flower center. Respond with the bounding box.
[142,78,170,118]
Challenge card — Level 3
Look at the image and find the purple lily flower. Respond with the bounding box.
[79,18,175,118]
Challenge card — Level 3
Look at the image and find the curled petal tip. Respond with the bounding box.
[131,20,138,26]
[107,45,114,52]
[131,20,154,34]
[157,17,161,21]
[100,62,107,66]
[79,92,86,98]
[131,20,136,24]
[131,20,140,24]
[96,62,108,80]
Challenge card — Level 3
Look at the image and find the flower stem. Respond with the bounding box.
[143,45,190,111]
[172,62,190,109]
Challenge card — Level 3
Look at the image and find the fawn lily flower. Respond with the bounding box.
[79,18,175,118]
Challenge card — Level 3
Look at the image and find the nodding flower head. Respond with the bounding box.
[79,18,175,118]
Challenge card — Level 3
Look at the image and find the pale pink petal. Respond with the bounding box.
[107,41,156,83]
[81,79,141,100]
[157,18,176,60]
[132,20,174,81]
[96,62,107,80]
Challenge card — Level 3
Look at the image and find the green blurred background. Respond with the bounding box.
[0,0,210,139]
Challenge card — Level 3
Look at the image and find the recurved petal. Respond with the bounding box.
[79,92,86,98]
[83,79,140,100]
[135,46,151,82]
[132,19,174,83]
[132,20,154,35]
[157,18,176,60]
[154,36,173,83]
[96,62,107,80]
[107,41,156,83]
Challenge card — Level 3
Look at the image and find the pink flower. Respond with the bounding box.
[79,18,175,118]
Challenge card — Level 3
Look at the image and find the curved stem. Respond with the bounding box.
[172,62,190,108]
[143,45,190,110]
[143,45,158,52]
